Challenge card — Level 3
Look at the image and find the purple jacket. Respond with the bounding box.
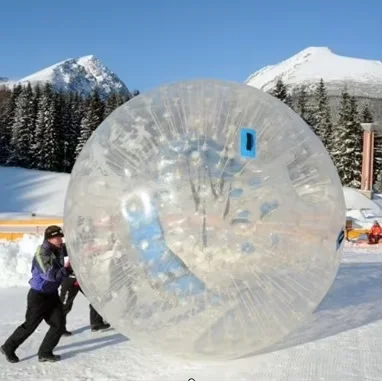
[28,240,69,293]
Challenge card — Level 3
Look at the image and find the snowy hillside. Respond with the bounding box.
[4,55,130,98]
[245,47,382,98]
[0,167,69,218]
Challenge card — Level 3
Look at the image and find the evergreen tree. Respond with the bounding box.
[8,83,35,168]
[0,88,13,164]
[372,140,382,187]
[53,90,67,171]
[104,92,118,118]
[116,91,131,107]
[0,86,12,118]
[269,78,292,107]
[312,79,333,150]
[0,85,23,164]
[61,92,81,172]
[2,84,135,172]
[75,89,104,157]
[331,88,363,187]
[0,118,8,165]
[70,93,85,164]
[361,104,374,123]
[374,173,382,193]
[30,84,42,154]
[92,88,105,122]
[103,90,132,119]
[33,83,52,167]
[72,92,84,137]
[60,95,72,172]
[6,83,23,130]
[33,83,60,171]
[32,84,42,123]
[294,85,314,126]
[75,114,92,158]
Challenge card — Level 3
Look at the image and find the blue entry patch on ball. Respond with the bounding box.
[240,128,256,158]
[336,228,345,250]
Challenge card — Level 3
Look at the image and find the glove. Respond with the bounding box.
[61,267,70,277]
[73,280,80,287]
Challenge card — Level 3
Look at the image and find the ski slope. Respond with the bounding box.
[0,167,69,219]
[0,236,381,380]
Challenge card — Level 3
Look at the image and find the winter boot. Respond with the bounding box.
[0,345,19,363]
[38,353,61,363]
[91,323,111,332]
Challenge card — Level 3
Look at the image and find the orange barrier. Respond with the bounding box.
[346,228,369,240]
[0,232,32,241]
[0,219,63,226]
[0,218,63,241]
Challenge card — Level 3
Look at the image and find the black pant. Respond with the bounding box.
[368,234,380,244]
[3,289,65,356]
[60,277,104,328]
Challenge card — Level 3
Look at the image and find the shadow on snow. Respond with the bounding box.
[20,330,128,362]
[57,333,129,360]
[238,261,382,359]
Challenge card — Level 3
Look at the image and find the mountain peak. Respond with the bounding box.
[76,55,101,66]
[78,54,96,60]
[297,46,332,54]
[14,55,129,98]
[245,47,382,98]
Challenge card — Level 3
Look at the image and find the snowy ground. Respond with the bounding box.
[0,237,381,380]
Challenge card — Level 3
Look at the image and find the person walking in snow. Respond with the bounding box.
[60,243,110,335]
[1,225,69,363]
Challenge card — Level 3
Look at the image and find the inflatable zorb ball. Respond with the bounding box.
[64,79,346,361]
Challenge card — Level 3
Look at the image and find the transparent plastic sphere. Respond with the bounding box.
[63,79,346,361]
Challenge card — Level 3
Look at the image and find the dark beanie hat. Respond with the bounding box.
[44,225,64,240]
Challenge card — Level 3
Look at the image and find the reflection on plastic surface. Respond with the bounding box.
[63,79,346,361]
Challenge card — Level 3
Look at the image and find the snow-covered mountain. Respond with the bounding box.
[3,55,130,98]
[245,47,382,98]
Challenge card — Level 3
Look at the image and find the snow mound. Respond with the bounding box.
[245,47,382,98]
[0,166,69,217]
[12,55,130,98]
[344,187,382,213]
[0,234,41,288]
